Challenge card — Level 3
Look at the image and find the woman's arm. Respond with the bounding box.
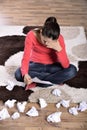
[56,35,70,68]
[21,32,33,77]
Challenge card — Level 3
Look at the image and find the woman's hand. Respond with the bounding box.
[24,74,32,85]
[46,40,62,52]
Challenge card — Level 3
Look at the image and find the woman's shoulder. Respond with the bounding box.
[26,28,41,44]
[58,34,64,40]
[27,30,34,36]
[27,28,40,37]
[58,34,65,47]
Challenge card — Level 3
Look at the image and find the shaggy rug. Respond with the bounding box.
[29,61,87,103]
[0,86,33,102]
[0,26,87,103]
[0,35,25,65]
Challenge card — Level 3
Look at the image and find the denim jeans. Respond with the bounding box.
[15,62,77,87]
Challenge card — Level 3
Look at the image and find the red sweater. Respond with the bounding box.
[21,31,70,76]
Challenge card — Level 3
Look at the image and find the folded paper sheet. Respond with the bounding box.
[32,77,52,85]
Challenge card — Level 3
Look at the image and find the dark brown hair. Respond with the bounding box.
[42,17,60,40]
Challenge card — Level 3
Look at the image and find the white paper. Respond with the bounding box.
[39,98,47,108]
[69,107,78,115]
[47,112,62,123]
[6,80,15,91]
[26,106,39,117]
[60,100,70,108]
[52,89,61,97]
[17,101,27,113]
[0,108,10,120]
[5,99,16,108]
[11,112,20,120]
[56,102,61,108]
[77,101,87,112]
[32,77,52,85]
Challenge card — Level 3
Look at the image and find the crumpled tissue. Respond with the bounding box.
[26,106,39,117]
[60,100,70,108]
[52,88,61,97]
[47,112,62,123]
[0,108,10,120]
[5,99,16,108]
[56,102,61,108]
[17,101,27,113]
[6,80,15,91]
[11,112,20,120]
[39,98,47,108]
[77,101,87,112]
[69,107,78,115]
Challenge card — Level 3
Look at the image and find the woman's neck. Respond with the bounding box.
[33,28,42,43]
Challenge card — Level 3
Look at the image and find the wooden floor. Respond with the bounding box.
[0,0,87,130]
[0,101,87,130]
[0,0,87,36]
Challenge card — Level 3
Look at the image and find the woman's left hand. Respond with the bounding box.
[46,40,62,52]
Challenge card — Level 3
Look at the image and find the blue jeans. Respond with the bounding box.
[15,62,77,87]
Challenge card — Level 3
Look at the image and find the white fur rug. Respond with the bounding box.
[0,26,87,103]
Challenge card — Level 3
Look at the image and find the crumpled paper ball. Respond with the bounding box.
[11,112,20,120]
[47,112,62,123]
[69,107,78,115]
[77,101,87,112]
[0,108,10,120]
[52,88,61,97]
[17,101,27,113]
[39,98,47,108]
[60,100,70,108]
[26,106,39,117]
[5,99,16,108]
[56,102,61,108]
[6,80,15,91]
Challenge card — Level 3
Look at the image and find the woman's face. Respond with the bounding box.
[40,32,55,47]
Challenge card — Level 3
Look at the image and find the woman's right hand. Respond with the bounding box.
[24,74,32,85]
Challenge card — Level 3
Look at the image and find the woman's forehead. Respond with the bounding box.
[41,35,52,41]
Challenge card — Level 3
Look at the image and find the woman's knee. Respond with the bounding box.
[15,68,23,82]
[68,64,77,78]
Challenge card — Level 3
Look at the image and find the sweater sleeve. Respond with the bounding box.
[56,35,70,68]
[21,32,33,76]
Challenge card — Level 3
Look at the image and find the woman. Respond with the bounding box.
[15,17,77,90]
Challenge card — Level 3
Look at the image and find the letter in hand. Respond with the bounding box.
[24,74,36,90]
